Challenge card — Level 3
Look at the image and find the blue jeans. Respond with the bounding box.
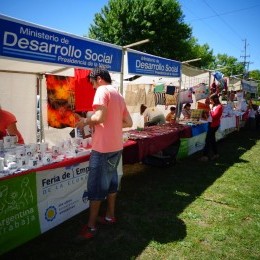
[87,150,122,200]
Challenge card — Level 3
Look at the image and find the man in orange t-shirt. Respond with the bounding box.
[0,106,24,144]
[75,67,132,241]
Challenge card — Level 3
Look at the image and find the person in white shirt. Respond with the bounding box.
[140,104,165,126]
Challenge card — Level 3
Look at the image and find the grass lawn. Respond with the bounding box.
[2,128,260,260]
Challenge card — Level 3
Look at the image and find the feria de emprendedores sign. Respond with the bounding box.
[127,49,181,78]
[0,15,122,72]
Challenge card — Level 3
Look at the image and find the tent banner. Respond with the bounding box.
[0,173,40,255]
[127,50,181,77]
[187,132,206,155]
[177,138,189,159]
[0,15,122,72]
[36,161,90,233]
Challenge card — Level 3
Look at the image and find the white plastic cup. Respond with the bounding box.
[42,153,52,165]
[29,143,38,153]
[10,135,18,146]
[3,136,12,148]
[17,156,27,168]
[52,146,60,156]
[0,140,4,151]
[28,158,38,168]
[25,146,34,157]
[8,161,17,170]
[81,138,89,148]
[40,142,48,154]
[15,147,25,157]
[0,157,4,171]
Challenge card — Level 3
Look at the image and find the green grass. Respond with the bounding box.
[2,128,260,260]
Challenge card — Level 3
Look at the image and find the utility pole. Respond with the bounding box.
[240,39,250,79]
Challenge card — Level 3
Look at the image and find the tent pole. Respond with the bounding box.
[38,74,45,142]
[208,70,211,93]
[176,64,183,121]
[120,49,125,95]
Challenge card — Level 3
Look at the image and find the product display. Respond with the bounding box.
[0,137,93,178]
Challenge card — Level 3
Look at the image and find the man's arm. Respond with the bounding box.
[76,105,106,129]
[122,111,133,128]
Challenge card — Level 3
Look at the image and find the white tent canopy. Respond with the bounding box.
[0,14,123,144]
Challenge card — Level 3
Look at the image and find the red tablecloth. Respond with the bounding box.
[123,123,191,163]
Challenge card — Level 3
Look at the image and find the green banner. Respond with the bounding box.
[0,173,40,255]
[177,138,189,159]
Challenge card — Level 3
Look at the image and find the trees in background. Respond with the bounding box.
[88,0,254,78]
[88,0,214,65]
[206,54,244,77]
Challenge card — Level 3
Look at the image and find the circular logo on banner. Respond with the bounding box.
[45,206,57,221]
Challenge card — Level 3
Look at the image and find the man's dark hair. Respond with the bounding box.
[89,66,112,84]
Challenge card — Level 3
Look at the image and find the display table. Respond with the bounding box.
[190,122,208,136]
[0,149,126,255]
[123,124,191,163]
[220,116,237,131]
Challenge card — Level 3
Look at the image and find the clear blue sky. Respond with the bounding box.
[1,0,259,71]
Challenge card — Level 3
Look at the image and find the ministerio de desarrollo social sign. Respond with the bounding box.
[0,14,122,72]
[127,49,181,78]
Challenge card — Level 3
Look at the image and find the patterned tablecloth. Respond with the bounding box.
[123,123,191,163]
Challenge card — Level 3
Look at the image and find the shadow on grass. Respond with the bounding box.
[2,128,260,259]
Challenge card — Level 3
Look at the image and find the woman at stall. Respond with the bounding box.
[181,103,191,120]
[0,105,24,144]
[199,93,223,162]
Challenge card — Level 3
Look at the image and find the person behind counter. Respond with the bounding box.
[75,66,133,241]
[0,105,24,144]
[181,103,191,120]
[165,106,176,123]
[140,104,166,126]
[199,93,223,162]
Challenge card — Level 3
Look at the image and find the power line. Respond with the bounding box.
[190,4,260,23]
[202,0,254,71]
[180,1,242,51]
[202,0,243,40]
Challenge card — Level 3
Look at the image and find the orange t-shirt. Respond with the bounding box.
[0,109,24,144]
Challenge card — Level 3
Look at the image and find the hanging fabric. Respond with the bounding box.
[165,93,178,106]
[154,92,166,105]
[179,89,193,104]
[136,84,146,105]
[46,75,76,128]
[74,69,95,112]
[125,84,139,106]
[154,83,165,93]
[166,85,176,95]
[146,85,156,107]
[192,83,210,101]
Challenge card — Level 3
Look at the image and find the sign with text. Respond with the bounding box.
[127,50,181,77]
[0,15,122,72]
[0,173,40,255]
[36,161,90,233]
